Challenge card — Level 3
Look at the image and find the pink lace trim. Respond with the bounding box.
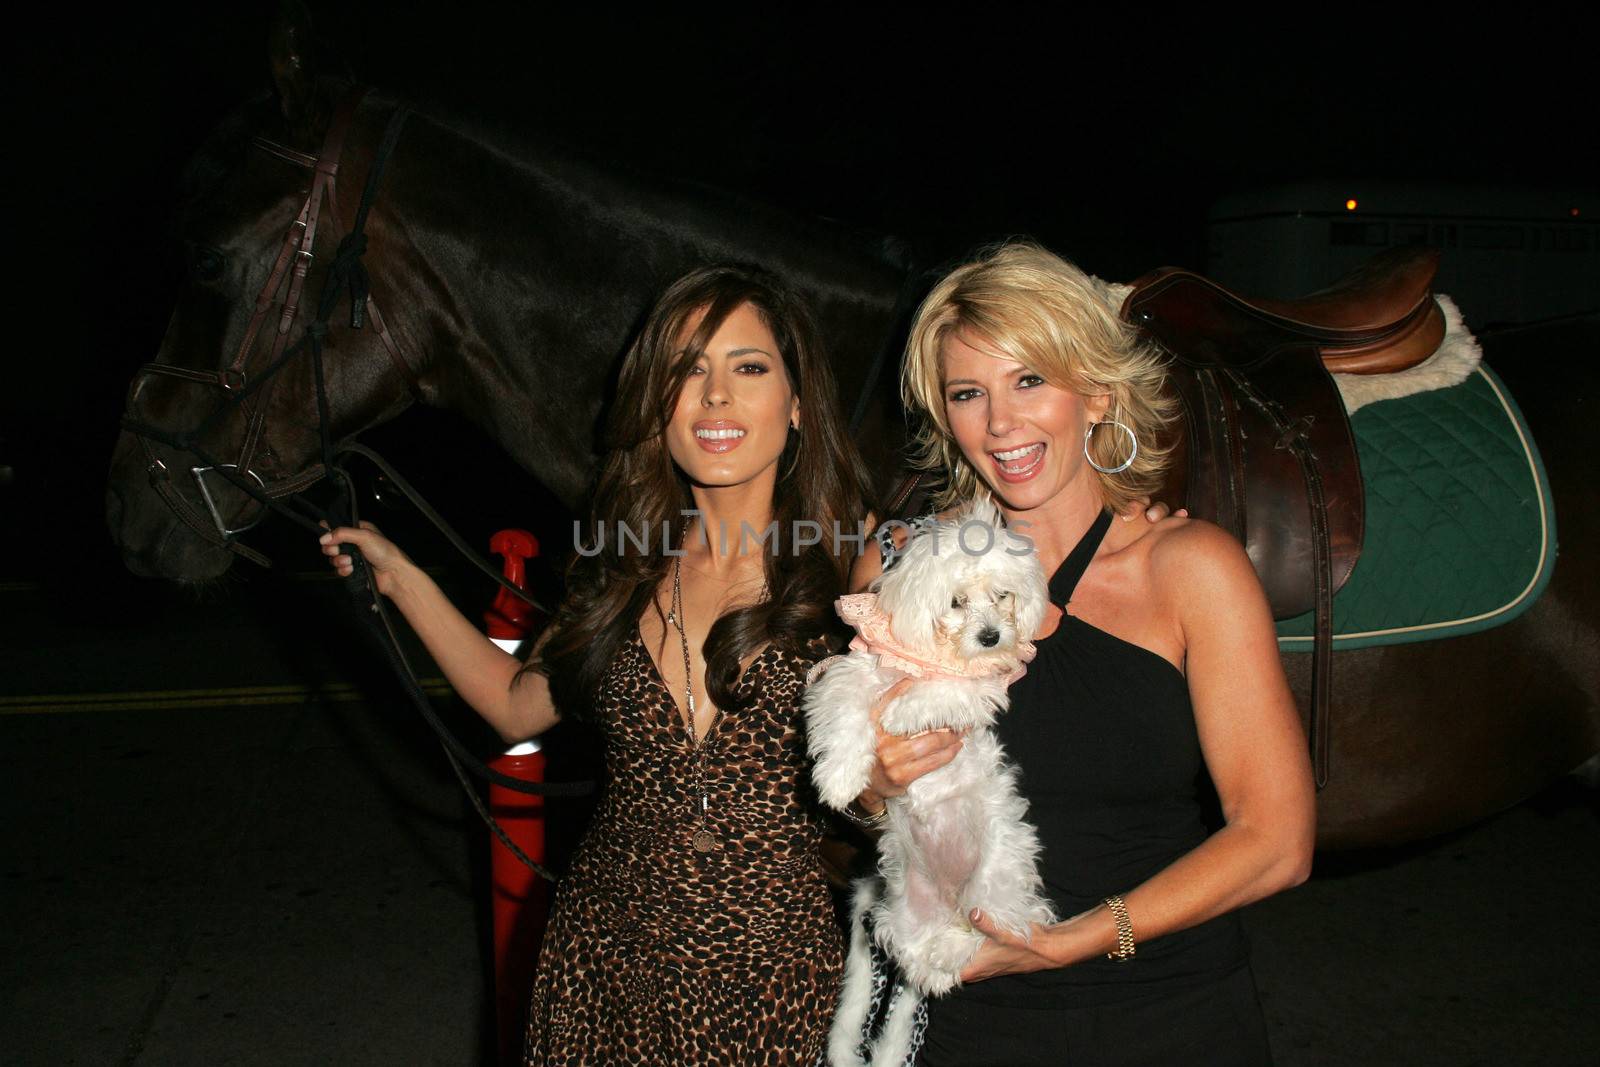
[832,592,1034,683]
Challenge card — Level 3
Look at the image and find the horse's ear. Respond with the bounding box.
[268,1,319,129]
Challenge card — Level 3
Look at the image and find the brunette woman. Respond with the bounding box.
[322,264,872,1064]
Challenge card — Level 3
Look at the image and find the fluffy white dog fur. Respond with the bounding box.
[805,500,1055,1066]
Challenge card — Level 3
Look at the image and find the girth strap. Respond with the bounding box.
[1224,370,1336,789]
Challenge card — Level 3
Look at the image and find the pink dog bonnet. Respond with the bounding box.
[830,592,1035,683]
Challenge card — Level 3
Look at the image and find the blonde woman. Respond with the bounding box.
[852,242,1315,1065]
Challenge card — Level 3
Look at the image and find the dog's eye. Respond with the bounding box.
[996,591,1012,601]
[950,596,965,609]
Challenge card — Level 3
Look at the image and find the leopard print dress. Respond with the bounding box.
[524,629,843,1065]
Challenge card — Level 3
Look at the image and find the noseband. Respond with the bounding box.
[121,86,419,564]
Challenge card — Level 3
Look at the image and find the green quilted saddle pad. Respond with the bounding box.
[1276,364,1556,651]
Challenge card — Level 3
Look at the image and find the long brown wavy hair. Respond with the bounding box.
[528,264,875,719]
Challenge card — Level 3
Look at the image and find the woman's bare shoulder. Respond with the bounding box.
[1141,514,1242,562]
[1144,517,1263,607]
[851,534,885,592]
[851,511,888,592]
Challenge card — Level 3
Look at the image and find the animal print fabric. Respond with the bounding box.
[873,514,939,573]
[524,630,843,1065]
[850,907,928,1066]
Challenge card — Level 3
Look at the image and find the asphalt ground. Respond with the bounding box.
[3,569,1598,1066]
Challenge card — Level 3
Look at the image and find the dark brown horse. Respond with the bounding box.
[106,42,1598,849]
[106,74,912,581]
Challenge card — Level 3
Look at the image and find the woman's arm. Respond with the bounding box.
[962,521,1315,979]
[320,522,560,744]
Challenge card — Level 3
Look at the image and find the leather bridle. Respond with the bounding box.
[119,86,587,836]
[120,86,420,566]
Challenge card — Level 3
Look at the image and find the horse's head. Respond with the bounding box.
[109,13,420,581]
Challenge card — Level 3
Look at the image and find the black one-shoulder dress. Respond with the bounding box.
[913,509,1273,1067]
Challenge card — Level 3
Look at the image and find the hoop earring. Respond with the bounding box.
[1083,419,1138,475]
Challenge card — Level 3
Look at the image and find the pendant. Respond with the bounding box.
[692,829,717,853]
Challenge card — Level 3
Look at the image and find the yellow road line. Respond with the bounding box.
[0,679,453,715]
[0,565,452,594]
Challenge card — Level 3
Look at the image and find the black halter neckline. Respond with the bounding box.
[1047,508,1113,607]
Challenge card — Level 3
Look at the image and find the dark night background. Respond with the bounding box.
[4,5,1596,1064]
[11,6,1594,588]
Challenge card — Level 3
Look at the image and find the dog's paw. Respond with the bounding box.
[813,766,871,812]
[878,679,993,737]
[897,925,980,996]
[809,741,874,810]
[928,925,983,974]
[802,663,882,810]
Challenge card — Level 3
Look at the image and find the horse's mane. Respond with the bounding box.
[394,87,916,282]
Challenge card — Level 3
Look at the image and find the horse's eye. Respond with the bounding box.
[190,246,225,282]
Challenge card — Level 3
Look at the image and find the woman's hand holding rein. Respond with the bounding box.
[319,520,417,598]
[317,522,559,744]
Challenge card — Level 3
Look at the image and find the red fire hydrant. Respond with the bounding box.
[484,529,549,1066]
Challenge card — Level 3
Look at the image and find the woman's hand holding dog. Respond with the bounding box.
[959,904,1120,982]
[959,910,1068,982]
[854,678,965,814]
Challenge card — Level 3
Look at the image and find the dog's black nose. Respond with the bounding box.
[978,628,1000,647]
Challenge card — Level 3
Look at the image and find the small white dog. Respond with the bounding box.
[805,498,1056,1067]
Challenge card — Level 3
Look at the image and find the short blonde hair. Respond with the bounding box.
[902,240,1176,513]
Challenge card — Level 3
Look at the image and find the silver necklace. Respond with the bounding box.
[667,550,722,854]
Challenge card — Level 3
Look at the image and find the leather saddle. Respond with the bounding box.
[1123,246,1446,788]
